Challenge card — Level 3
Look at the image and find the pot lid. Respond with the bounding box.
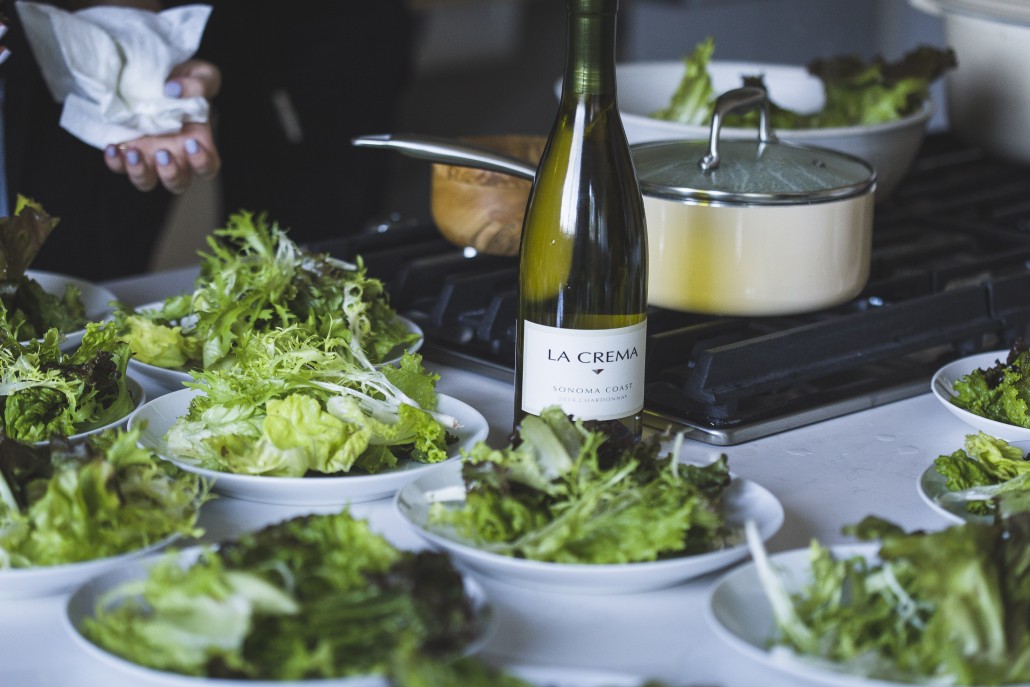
[631,87,876,206]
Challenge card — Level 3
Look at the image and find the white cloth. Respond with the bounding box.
[16,2,211,150]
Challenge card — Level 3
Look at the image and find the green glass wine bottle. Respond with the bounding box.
[514,0,647,435]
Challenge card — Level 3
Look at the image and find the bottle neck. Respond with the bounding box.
[562,0,619,100]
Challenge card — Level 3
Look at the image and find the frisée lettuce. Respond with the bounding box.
[429,407,735,564]
[0,427,210,568]
[164,327,455,477]
[114,210,418,372]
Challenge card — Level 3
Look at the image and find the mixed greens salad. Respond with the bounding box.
[749,514,1030,685]
[82,509,484,681]
[164,327,455,477]
[0,427,209,568]
[934,432,1030,516]
[950,339,1030,430]
[0,197,89,341]
[429,406,735,564]
[114,210,418,373]
[0,317,136,443]
[653,36,957,128]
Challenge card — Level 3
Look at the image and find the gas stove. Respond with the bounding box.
[313,133,1030,445]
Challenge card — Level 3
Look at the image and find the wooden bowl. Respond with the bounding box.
[430,135,546,257]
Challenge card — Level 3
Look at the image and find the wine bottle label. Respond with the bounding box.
[521,320,646,421]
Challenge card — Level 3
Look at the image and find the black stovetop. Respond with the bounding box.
[313,132,1030,445]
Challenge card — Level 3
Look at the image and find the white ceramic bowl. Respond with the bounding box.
[22,270,118,351]
[612,60,933,201]
[911,0,1030,165]
[931,350,1030,442]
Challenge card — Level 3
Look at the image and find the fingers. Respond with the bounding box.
[103,124,221,194]
[165,59,222,99]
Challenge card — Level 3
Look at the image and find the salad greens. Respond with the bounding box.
[950,339,1030,430]
[164,327,454,477]
[0,196,88,341]
[82,509,484,680]
[114,210,417,373]
[934,432,1030,516]
[652,36,957,128]
[0,427,209,568]
[430,406,734,564]
[0,316,135,443]
[748,514,1030,685]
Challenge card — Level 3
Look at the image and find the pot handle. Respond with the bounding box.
[700,87,777,173]
[351,133,538,181]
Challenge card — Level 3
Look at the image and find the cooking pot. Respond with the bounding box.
[353,88,876,316]
[910,0,1030,165]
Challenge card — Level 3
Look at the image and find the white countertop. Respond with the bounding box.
[0,267,968,687]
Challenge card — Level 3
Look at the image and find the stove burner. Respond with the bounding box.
[313,133,1030,444]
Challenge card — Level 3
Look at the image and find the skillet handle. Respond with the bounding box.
[700,87,778,173]
[351,133,538,181]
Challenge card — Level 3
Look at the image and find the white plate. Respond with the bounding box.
[125,300,425,394]
[931,350,1030,442]
[32,373,145,446]
[917,439,1030,524]
[395,460,784,594]
[64,546,492,687]
[0,533,177,600]
[708,544,900,687]
[128,388,489,505]
[707,543,1030,687]
[22,270,118,351]
[503,664,652,687]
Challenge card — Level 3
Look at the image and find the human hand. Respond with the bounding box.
[103,59,222,194]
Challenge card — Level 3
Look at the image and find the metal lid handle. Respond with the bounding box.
[700,87,778,173]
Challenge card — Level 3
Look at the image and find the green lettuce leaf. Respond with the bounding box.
[430,407,734,564]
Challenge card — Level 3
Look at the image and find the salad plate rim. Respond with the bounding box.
[127,388,489,505]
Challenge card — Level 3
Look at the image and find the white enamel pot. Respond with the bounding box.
[634,88,876,316]
[353,87,876,317]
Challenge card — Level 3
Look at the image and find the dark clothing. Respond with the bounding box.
[198,1,416,245]
[2,0,174,280]
[1,1,416,280]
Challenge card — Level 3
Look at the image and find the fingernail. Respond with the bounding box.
[184,138,199,155]
[105,144,118,159]
[155,150,171,167]
[163,81,183,98]
[126,149,141,166]
[0,48,10,66]
[0,24,9,40]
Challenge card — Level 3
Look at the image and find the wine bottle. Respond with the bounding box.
[514,0,647,435]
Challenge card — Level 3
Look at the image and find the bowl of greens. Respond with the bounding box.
[395,407,784,594]
[931,342,1030,442]
[127,327,488,505]
[1,320,145,445]
[13,270,117,351]
[708,515,1030,685]
[114,210,423,394]
[918,433,1030,524]
[0,427,210,598]
[65,510,492,684]
[613,38,956,200]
